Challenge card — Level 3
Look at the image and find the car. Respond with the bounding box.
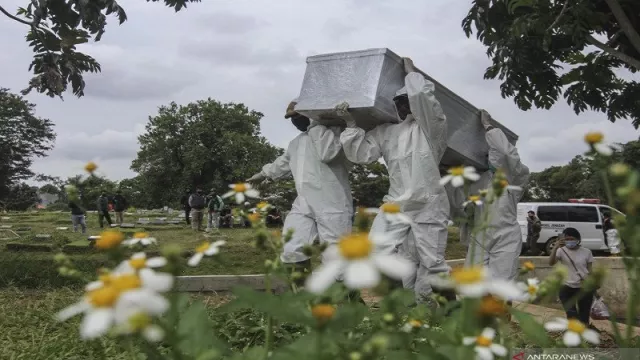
[517,200,624,255]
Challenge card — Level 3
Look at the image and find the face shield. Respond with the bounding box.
[392,87,412,122]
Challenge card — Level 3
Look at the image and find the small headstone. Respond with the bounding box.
[1,225,12,229]
[156,217,167,221]
[151,219,167,225]
[168,208,174,214]
[163,206,168,211]
[56,227,69,230]
[137,218,151,224]
[167,220,181,225]
[120,223,135,228]
[35,234,52,241]
[125,212,134,216]
[16,227,32,231]
[88,235,100,241]
[1,216,10,220]
[110,224,119,228]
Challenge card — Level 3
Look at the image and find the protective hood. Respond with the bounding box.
[393,87,411,123]
[395,86,408,97]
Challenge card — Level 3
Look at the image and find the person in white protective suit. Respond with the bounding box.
[446,110,530,282]
[247,100,353,283]
[337,57,453,302]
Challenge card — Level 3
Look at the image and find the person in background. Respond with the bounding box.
[113,190,128,225]
[526,210,542,255]
[602,212,621,255]
[549,227,594,326]
[266,207,283,227]
[96,191,112,228]
[180,189,191,225]
[220,206,233,228]
[207,191,224,232]
[69,200,86,233]
[188,188,206,231]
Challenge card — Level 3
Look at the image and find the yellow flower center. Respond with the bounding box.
[381,203,401,213]
[311,304,336,324]
[196,242,210,254]
[409,319,423,328]
[233,183,247,193]
[523,261,535,271]
[88,286,120,307]
[111,274,142,291]
[84,161,98,173]
[451,267,484,285]
[248,213,261,223]
[450,166,465,176]
[567,319,586,334]
[99,274,113,285]
[584,132,604,145]
[257,202,269,210]
[95,231,124,249]
[499,179,509,188]
[128,312,152,331]
[129,258,147,270]
[338,234,373,260]
[478,295,507,316]
[468,195,481,203]
[476,335,492,347]
[528,285,537,295]
[134,232,149,239]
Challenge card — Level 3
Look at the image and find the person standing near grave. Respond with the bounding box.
[113,190,128,225]
[206,191,224,231]
[188,188,206,231]
[180,189,191,225]
[96,191,112,228]
[526,210,542,255]
[69,200,86,233]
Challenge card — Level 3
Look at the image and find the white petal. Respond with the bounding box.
[464,166,477,175]
[457,283,487,297]
[235,192,244,204]
[563,331,581,347]
[146,257,167,268]
[464,168,480,181]
[475,346,494,360]
[143,325,165,342]
[439,175,452,185]
[80,308,114,339]
[595,143,613,156]
[506,185,522,191]
[141,238,157,246]
[544,318,568,332]
[490,344,507,357]
[140,269,174,292]
[132,252,146,260]
[122,239,137,246]
[204,245,220,256]
[85,281,104,292]
[228,184,235,189]
[527,278,540,286]
[57,301,90,321]
[114,261,133,275]
[582,329,600,345]
[305,261,344,294]
[429,275,454,289]
[481,327,496,340]
[451,176,464,188]
[212,240,226,247]
[116,290,169,318]
[373,254,414,280]
[188,252,204,267]
[364,208,379,214]
[245,189,260,198]
[222,191,235,199]
[370,232,393,247]
[462,337,477,345]
[344,260,381,289]
[488,280,523,300]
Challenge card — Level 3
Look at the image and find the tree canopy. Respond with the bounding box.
[463,0,640,127]
[0,0,200,98]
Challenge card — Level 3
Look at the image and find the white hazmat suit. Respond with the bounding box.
[339,71,450,300]
[446,127,530,281]
[251,111,353,266]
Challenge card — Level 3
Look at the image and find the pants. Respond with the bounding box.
[526,234,540,254]
[207,211,220,230]
[191,209,204,230]
[559,285,594,325]
[115,211,124,224]
[466,227,523,282]
[71,215,86,233]
[98,211,112,228]
[280,197,352,264]
[184,208,191,225]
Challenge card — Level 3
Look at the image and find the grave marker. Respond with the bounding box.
[1,225,12,229]
[16,227,32,231]
[137,218,151,224]
[56,227,69,230]
[120,223,136,228]
[34,234,52,241]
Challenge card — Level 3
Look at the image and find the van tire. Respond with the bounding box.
[545,237,558,255]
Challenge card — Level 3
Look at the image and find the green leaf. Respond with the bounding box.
[511,309,551,346]
[175,295,228,358]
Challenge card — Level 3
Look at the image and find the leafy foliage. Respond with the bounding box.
[350,162,390,208]
[3,182,40,211]
[462,0,640,127]
[0,0,201,98]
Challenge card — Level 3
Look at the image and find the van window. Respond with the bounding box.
[567,206,599,223]
[538,206,568,222]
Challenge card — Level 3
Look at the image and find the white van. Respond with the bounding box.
[517,202,624,255]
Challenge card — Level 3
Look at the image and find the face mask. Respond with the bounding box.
[565,240,578,249]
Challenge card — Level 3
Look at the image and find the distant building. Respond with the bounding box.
[38,193,59,208]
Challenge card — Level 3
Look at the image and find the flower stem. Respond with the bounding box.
[263,273,274,359]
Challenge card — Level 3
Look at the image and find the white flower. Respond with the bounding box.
[429,267,523,300]
[188,240,226,267]
[463,195,483,207]
[376,203,412,224]
[402,319,429,333]
[544,318,599,346]
[463,328,507,360]
[305,232,415,294]
[517,278,540,302]
[114,252,167,274]
[122,232,157,247]
[440,166,480,187]
[223,183,260,204]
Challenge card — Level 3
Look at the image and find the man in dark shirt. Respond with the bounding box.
[113,190,128,225]
[69,201,86,233]
[96,191,112,228]
[180,189,191,225]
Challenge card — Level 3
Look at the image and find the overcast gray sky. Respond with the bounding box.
[1,0,639,182]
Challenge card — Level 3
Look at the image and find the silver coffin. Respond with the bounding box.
[294,48,518,170]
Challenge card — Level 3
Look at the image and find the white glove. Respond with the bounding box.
[335,102,356,128]
[479,109,493,130]
[246,172,265,182]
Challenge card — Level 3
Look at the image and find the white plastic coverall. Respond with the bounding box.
[339,72,450,300]
[446,128,530,281]
[260,124,353,264]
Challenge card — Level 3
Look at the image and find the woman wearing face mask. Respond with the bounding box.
[549,228,594,325]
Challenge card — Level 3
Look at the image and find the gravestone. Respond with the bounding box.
[34,234,52,241]
[15,227,32,231]
[167,220,182,225]
[137,218,151,224]
[1,225,12,229]
[120,223,136,228]
[156,217,167,221]
[151,219,167,225]
[110,224,119,228]
[1,216,10,220]
[56,227,69,230]
[0,229,19,241]
[88,235,100,241]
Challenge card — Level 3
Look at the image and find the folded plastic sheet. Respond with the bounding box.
[294,48,518,170]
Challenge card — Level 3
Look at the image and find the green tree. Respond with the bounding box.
[3,183,39,211]
[118,176,150,210]
[258,180,297,212]
[462,0,640,127]
[131,99,282,208]
[0,0,200,98]
[349,162,390,208]
[0,88,56,208]
[65,174,117,210]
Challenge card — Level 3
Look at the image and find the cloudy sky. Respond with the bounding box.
[1,0,639,183]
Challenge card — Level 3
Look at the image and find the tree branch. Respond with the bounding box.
[586,34,640,70]
[547,0,570,32]
[0,5,31,26]
[604,0,640,55]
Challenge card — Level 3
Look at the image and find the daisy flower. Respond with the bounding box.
[223,183,260,204]
[463,328,507,360]
[95,230,124,250]
[188,240,226,267]
[440,166,480,187]
[544,318,599,346]
[517,278,540,302]
[122,232,157,247]
[114,252,167,274]
[305,232,414,294]
[256,201,272,212]
[463,195,483,207]
[84,161,98,174]
[477,295,508,317]
[377,203,412,224]
[311,304,336,326]
[522,261,535,271]
[429,267,522,300]
[584,131,613,156]
[401,319,429,333]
